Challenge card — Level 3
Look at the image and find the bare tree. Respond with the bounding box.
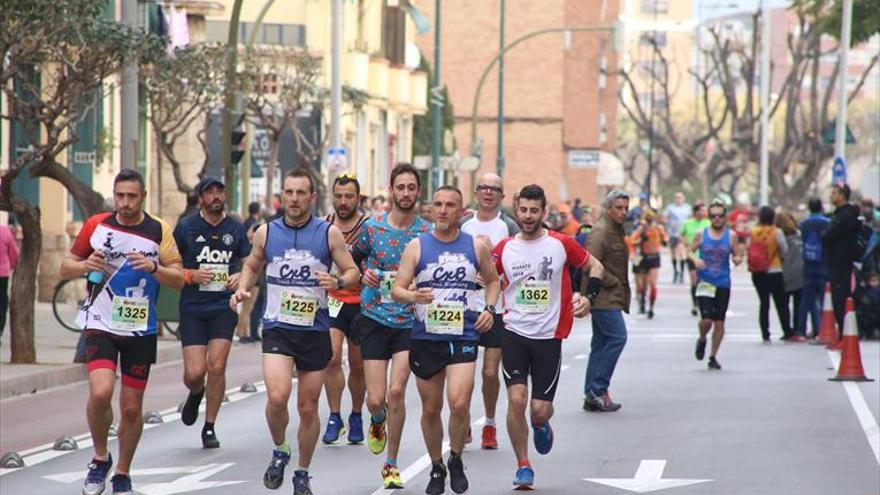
[0,0,155,362]
[143,43,226,194]
[241,47,324,211]
[618,2,879,206]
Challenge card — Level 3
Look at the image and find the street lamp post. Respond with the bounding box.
[431,0,443,190]
[758,0,771,206]
[497,0,506,177]
[834,0,853,163]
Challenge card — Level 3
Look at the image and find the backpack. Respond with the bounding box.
[803,227,823,262]
[748,230,772,273]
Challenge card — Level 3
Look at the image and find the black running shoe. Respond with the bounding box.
[426,462,446,495]
[201,427,220,449]
[263,449,290,490]
[181,388,204,426]
[695,338,706,361]
[647,309,654,319]
[708,356,722,370]
[447,453,468,494]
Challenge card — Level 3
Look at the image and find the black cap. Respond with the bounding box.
[195,176,224,195]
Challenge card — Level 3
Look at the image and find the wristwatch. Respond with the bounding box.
[483,305,497,315]
[336,276,344,290]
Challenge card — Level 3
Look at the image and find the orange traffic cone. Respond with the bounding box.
[829,298,873,382]
[811,283,838,346]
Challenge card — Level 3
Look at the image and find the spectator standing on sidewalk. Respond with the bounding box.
[583,190,631,412]
[776,211,804,341]
[748,207,791,341]
[821,184,861,336]
[0,223,20,341]
[798,198,830,339]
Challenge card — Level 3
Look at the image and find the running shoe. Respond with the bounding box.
[583,390,621,412]
[368,407,388,455]
[513,466,535,490]
[447,453,468,494]
[292,470,313,495]
[201,427,220,449]
[181,388,205,426]
[110,474,132,495]
[532,421,554,455]
[647,309,654,319]
[426,462,446,495]
[708,356,722,370]
[382,463,404,489]
[322,413,346,445]
[695,338,707,361]
[481,424,498,450]
[82,453,113,495]
[348,412,365,444]
[263,449,290,490]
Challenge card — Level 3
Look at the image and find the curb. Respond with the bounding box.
[0,341,182,400]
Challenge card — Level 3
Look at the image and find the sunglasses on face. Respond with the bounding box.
[476,185,503,194]
[709,214,725,219]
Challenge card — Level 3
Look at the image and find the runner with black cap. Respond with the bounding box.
[173,176,250,448]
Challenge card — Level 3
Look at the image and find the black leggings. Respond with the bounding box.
[751,272,792,339]
[0,277,7,334]
[783,290,801,335]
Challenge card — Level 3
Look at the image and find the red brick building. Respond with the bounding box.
[412,0,621,208]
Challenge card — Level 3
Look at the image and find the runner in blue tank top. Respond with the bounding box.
[230,169,360,495]
[688,200,744,371]
[392,185,500,495]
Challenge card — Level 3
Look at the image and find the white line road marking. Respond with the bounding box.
[369,416,486,495]
[827,351,880,465]
[584,459,712,493]
[0,381,271,477]
[45,462,245,495]
[573,353,588,360]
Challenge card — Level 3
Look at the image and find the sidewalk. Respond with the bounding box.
[0,303,181,399]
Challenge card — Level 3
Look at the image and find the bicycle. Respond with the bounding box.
[52,277,179,336]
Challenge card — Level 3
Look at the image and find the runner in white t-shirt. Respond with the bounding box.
[460,172,518,450]
[491,184,604,489]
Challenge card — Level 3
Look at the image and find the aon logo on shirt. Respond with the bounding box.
[196,246,232,264]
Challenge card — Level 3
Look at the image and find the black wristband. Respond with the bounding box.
[150,260,159,274]
[585,277,602,302]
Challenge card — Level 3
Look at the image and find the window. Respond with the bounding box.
[639,31,667,47]
[382,6,406,65]
[204,21,305,47]
[640,0,668,14]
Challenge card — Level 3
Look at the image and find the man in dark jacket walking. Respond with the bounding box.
[582,190,631,412]
[821,184,860,334]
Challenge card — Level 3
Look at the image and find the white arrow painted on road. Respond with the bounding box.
[45,463,245,494]
[584,460,712,493]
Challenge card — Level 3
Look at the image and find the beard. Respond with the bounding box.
[393,196,415,211]
[335,204,355,220]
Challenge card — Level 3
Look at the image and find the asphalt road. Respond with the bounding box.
[1,267,878,494]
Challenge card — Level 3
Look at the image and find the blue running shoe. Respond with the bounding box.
[532,422,554,455]
[322,414,346,444]
[513,466,535,490]
[348,412,364,444]
[82,453,113,495]
[263,449,290,490]
[110,473,132,495]
[292,470,313,495]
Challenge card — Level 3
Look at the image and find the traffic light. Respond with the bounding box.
[231,129,246,165]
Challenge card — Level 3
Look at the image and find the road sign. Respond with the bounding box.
[327,147,348,174]
[832,157,847,186]
[583,459,712,493]
[569,149,600,169]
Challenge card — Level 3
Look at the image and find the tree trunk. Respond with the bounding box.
[33,159,106,217]
[264,138,280,213]
[9,199,40,364]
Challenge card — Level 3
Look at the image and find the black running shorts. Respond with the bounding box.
[697,287,732,322]
[179,309,238,347]
[329,302,360,342]
[501,329,562,401]
[409,339,478,380]
[85,330,157,390]
[478,314,504,348]
[262,328,332,371]
[354,314,411,360]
